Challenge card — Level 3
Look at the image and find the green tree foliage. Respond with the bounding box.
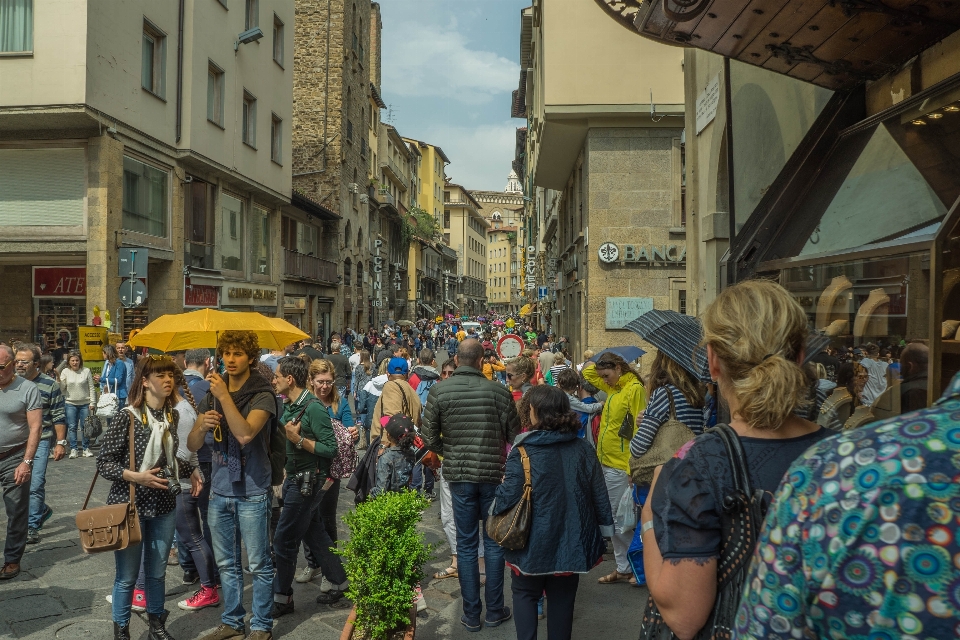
[336,491,433,639]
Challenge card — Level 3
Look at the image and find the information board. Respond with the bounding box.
[605,297,654,329]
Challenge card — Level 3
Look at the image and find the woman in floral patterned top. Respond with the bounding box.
[734,369,960,639]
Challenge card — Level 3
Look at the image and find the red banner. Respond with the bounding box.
[184,278,220,308]
[33,266,86,298]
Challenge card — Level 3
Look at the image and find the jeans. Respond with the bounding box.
[450,481,506,623]
[178,462,219,585]
[28,439,52,529]
[411,464,435,494]
[512,573,580,640]
[303,479,340,571]
[175,490,218,588]
[437,469,483,558]
[274,478,347,597]
[65,403,90,451]
[208,492,273,632]
[112,510,176,625]
[602,466,632,574]
[0,450,29,564]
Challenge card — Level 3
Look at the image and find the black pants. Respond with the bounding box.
[511,573,580,640]
[304,478,340,570]
[273,477,346,598]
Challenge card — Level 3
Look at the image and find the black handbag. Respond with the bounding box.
[83,414,104,441]
[638,424,765,640]
[617,410,635,440]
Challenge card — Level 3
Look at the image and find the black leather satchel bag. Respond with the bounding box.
[638,424,765,640]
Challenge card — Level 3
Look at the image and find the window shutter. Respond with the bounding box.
[0,148,85,226]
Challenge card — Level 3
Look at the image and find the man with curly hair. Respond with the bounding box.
[189,331,278,640]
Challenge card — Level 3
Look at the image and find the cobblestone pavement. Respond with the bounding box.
[0,452,647,639]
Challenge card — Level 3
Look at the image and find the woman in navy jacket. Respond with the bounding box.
[492,385,613,640]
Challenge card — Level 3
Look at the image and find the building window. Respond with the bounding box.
[346,119,353,142]
[271,114,282,164]
[272,14,283,66]
[122,156,168,238]
[221,193,245,271]
[255,206,270,275]
[356,261,363,286]
[679,289,687,315]
[141,19,166,99]
[184,179,215,269]
[244,0,258,29]
[242,90,257,148]
[343,258,352,283]
[443,210,450,228]
[0,0,33,53]
[207,62,224,126]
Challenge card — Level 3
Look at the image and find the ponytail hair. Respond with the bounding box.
[702,279,809,431]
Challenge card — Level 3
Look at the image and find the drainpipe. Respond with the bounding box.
[175,0,184,142]
[723,56,736,285]
[323,0,331,172]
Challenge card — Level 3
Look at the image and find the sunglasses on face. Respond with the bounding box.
[0,361,13,371]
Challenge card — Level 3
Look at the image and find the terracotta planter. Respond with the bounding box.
[340,605,417,640]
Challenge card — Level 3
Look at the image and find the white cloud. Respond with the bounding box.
[423,121,519,191]
[382,19,519,103]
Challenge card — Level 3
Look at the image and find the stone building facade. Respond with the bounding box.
[472,177,525,314]
[293,0,375,333]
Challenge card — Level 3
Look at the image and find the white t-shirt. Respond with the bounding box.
[349,353,361,369]
[860,357,889,406]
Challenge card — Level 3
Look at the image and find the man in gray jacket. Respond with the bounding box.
[421,339,520,632]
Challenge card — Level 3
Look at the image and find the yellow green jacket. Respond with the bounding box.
[582,366,646,472]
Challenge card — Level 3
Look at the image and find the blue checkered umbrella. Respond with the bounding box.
[624,310,711,382]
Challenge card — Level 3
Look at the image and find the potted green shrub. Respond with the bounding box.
[337,491,432,640]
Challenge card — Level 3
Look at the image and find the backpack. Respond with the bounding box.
[329,418,359,479]
[266,395,287,487]
[415,378,437,414]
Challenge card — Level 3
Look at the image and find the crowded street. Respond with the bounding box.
[4,0,960,639]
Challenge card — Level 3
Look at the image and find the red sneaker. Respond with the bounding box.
[131,589,146,613]
[177,586,221,611]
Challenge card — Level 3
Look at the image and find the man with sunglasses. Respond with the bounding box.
[0,344,43,580]
[15,344,66,545]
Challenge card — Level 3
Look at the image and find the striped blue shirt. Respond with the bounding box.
[629,384,704,458]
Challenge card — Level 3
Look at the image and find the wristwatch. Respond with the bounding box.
[22,459,34,467]
[56,440,68,447]
[295,435,305,450]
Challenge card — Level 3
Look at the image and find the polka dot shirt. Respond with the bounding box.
[95,406,195,518]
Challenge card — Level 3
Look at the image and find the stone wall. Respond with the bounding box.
[573,127,686,363]
[0,266,33,342]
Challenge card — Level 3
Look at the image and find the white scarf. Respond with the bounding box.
[125,406,178,477]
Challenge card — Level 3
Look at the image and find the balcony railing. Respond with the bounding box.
[380,159,408,191]
[378,189,396,209]
[283,249,338,284]
[424,267,441,281]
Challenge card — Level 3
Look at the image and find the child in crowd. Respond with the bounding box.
[555,369,603,446]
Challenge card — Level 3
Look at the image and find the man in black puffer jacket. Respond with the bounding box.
[421,339,520,632]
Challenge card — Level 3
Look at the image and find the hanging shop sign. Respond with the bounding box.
[525,245,537,291]
[373,240,385,307]
[184,277,220,309]
[598,243,686,265]
[33,266,86,298]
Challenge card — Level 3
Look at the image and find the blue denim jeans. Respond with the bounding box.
[177,462,220,585]
[112,510,176,625]
[28,438,51,530]
[449,481,506,624]
[411,464,435,494]
[208,492,273,632]
[65,403,90,451]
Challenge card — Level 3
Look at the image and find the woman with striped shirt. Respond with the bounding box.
[629,351,706,460]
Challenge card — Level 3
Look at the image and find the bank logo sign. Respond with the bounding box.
[598,242,686,265]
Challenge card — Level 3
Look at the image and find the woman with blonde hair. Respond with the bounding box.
[638,279,831,639]
[582,353,646,585]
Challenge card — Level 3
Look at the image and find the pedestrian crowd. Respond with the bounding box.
[0,288,957,640]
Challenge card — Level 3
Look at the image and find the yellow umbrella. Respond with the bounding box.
[519,304,533,317]
[127,309,308,352]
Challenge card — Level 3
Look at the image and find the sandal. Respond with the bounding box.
[597,571,632,584]
[433,566,458,580]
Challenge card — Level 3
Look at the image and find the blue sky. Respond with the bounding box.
[379,0,527,192]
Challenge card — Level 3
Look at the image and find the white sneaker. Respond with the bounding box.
[82,449,94,458]
[68,449,78,459]
[295,566,320,584]
[319,576,333,593]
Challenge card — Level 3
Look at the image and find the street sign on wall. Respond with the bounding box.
[497,334,525,359]
[32,266,86,298]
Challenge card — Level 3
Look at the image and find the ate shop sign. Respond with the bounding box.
[33,266,86,298]
[184,278,220,309]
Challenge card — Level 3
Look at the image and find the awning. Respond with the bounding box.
[445,300,460,310]
[419,302,436,316]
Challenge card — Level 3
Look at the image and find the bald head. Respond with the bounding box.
[900,343,929,378]
[456,339,484,369]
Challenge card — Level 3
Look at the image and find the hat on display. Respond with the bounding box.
[387,357,409,375]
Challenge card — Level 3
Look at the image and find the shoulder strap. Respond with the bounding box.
[518,445,531,487]
[293,397,321,424]
[712,424,753,498]
[665,387,678,421]
[392,380,411,417]
[83,413,137,510]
